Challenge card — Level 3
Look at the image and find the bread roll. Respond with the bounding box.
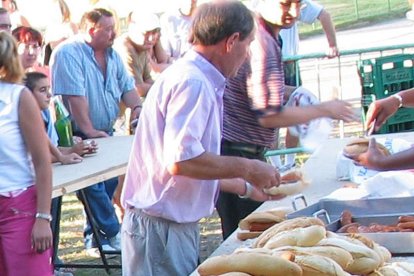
[263,170,309,196]
[294,254,351,276]
[263,225,326,249]
[343,138,390,156]
[218,273,252,276]
[317,237,382,275]
[197,252,302,276]
[236,231,263,241]
[368,266,399,276]
[238,207,291,231]
[234,247,296,263]
[254,217,325,248]
[272,245,353,270]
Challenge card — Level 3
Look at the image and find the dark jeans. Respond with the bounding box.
[77,177,120,246]
[216,140,266,240]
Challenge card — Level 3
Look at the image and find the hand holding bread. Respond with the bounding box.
[263,170,309,196]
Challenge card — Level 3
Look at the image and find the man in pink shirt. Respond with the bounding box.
[120,1,284,275]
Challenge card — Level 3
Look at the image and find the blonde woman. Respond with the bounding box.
[0,31,53,275]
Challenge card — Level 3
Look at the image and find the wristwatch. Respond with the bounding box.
[239,182,254,199]
[35,212,53,222]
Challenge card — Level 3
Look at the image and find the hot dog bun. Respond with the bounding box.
[254,217,325,248]
[263,170,309,196]
[197,252,302,276]
[238,207,292,231]
[343,138,390,156]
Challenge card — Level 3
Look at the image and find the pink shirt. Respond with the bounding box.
[121,50,226,223]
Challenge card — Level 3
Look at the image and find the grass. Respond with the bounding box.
[298,0,408,37]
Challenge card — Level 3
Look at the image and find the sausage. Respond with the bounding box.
[340,210,353,226]
[249,222,278,232]
[357,225,374,233]
[337,222,360,233]
[397,221,414,231]
[281,170,303,184]
[398,215,414,223]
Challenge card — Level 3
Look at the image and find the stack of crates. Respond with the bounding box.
[359,54,414,134]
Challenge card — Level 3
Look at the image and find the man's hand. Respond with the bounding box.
[365,97,399,133]
[245,159,281,190]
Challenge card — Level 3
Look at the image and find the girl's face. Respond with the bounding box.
[32,77,52,110]
[17,41,41,69]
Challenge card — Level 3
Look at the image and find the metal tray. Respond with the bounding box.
[287,197,414,254]
[287,196,414,223]
[326,215,414,254]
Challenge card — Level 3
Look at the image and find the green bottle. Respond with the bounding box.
[54,97,74,147]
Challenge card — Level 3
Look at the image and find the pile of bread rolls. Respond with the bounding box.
[198,216,414,276]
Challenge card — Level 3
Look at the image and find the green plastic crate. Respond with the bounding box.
[359,54,414,134]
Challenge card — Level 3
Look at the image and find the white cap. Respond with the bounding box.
[254,0,281,24]
[129,10,160,33]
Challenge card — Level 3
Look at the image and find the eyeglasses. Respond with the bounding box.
[0,24,11,30]
[17,43,41,54]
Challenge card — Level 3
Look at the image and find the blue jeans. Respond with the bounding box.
[77,177,120,246]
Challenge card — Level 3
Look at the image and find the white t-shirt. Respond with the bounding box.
[0,83,34,192]
[279,0,323,57]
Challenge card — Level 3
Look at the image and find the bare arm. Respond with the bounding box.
[64,95,108,138]
[365,89,414,132]
[346,138,414,171]
[18,89,53,252]
[258,100,357,128]
[167,151,281,190]
[136,81,153,98]
[318,9,338,57]
[122,88,143,120]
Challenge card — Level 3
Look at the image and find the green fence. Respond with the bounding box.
[285,43,414,137]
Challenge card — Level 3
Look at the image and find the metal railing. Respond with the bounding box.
[284,43,414,138]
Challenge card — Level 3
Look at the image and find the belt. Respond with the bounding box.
[221,140,266,155]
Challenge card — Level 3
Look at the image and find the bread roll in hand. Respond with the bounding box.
[343,138,390,156]
[263,170,309,196]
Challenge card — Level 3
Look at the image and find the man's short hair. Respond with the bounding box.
[79,8,113,31]
[189,0,254,46]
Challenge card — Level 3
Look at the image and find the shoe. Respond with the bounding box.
[108,232,121,250]
[86,244,118,259]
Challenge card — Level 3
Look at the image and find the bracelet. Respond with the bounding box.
[132,104,142,112]
[35,212,53,222]
[239,181,254,199]
[392,94,403,108]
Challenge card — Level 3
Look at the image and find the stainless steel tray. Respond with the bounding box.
[326,215,414,254]
[287,197,414,254]
[287,196,414,223]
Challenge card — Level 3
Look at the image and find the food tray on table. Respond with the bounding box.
[326,214,414,254]
[287,196,414,254]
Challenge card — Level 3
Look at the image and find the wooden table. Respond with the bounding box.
[52,135,134,273]
[52,135,133,198]
[193,132,414,275]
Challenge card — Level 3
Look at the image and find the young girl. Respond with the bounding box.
[0,31,53,275]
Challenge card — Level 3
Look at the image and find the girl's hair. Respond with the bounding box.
[24,71,48,92]
[12,26,43,45]
[0,31,24,83]
[58,0,72,23]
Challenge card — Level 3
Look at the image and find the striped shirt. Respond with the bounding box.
[223,20,285,148]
